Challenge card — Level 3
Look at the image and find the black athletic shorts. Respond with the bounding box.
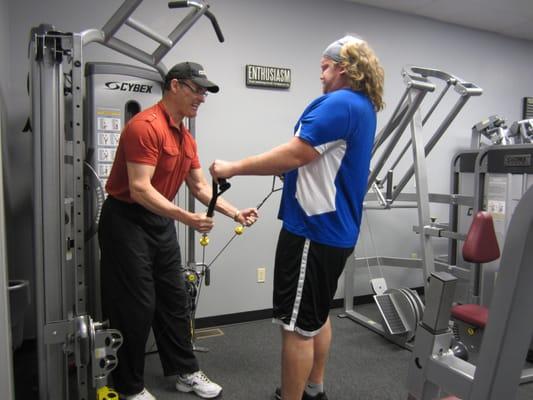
[272,228,354,337]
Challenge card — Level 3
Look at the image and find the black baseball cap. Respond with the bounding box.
[164,62,219,93]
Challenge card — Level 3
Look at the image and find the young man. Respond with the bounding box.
[209,36,385,400]
[99,61,258,400]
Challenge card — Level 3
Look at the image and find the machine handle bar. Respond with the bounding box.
[168,1,224,42]
[408,66,458,85]
[406,65,482,96]
[168,1,189,7]
[204,10,224,42]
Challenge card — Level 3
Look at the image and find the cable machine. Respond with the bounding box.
[29,1,223,399]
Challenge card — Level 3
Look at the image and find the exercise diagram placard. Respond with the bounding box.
[96,108,122,188]
[245,64,291,89]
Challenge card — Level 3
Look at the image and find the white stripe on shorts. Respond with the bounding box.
[272,318,322,337]
[288,238,310,330]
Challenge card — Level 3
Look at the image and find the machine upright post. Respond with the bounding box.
[0,89,14,400]
[187,118,197,266]
[30,30,70,400]
[71,32,91,399]
[409,92,435,283]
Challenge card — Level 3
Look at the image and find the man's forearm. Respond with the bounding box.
[231,140,318,176]
[191,179,238,220]
[130,184,191,224]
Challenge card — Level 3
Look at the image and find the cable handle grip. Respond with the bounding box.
[206,180,219,217]
[168,1,189,8]
[203,178,230,286]
[206,178,230,217]
[205,268,210,286]
[200,178,230,249]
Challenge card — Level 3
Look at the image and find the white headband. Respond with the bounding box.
[323,35,364,62]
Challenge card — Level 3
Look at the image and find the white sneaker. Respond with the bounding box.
[176,370,222,398]
[120,388,156,400]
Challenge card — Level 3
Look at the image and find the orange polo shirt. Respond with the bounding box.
[105,101,201,202]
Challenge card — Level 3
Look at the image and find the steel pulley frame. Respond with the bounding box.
[29,1,225,399]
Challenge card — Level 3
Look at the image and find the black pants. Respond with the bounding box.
[99,196,199,395]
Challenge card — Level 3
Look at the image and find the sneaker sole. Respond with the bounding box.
[176,382,222,399]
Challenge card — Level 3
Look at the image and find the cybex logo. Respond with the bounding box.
[105,81,153,93]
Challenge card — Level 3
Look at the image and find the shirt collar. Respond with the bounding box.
[157,101,183,132]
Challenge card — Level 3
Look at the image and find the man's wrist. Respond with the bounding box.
[233,210,241,222]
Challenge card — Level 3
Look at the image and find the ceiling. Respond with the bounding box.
[343,0,533,42]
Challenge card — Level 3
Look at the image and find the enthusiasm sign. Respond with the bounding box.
[245,64,291,89]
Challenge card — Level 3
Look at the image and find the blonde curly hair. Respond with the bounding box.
[336,39,385,112]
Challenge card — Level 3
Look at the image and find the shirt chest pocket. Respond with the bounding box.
[159,144,193,173]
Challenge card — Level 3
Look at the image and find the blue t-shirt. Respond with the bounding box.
[278,88,376,248]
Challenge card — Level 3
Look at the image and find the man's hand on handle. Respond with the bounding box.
[209,159,235,182]
[187,212,214,233]
[235,208,259,227]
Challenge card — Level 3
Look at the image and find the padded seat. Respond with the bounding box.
[462,211,500,264]
[451,303,488,328]
[450,211,498,329]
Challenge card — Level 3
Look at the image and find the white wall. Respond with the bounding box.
[4,0,533,319]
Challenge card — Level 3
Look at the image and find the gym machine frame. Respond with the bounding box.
[30,1,223,399]
[447,115,533,306]
[342,66,482,349]
[407,184,533,399]
[449,143,533,305]
[447,143,533,384]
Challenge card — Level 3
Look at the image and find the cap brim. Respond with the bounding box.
[191,77,219,93]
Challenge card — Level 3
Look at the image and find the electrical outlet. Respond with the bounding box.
[257,267,266,283]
